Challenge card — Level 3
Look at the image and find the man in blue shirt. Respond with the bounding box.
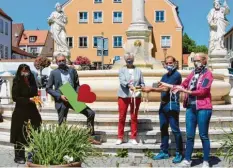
[142,56,183,163]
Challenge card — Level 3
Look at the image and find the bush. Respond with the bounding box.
[74,56,91,65]
[217,126,233,164]
[25,123,98,166]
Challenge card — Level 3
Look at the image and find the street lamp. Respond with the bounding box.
[101,32,104,70]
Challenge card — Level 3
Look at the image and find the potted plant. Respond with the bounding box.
[25,122,98,167]
[74,56,91,70]
[34,56,51,89]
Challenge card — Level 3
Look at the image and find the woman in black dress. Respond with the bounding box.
[10,64,42,164]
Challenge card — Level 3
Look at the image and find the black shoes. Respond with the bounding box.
[14,158,25,164]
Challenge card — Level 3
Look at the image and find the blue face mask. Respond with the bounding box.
[126,60,134,65]
[165,65,175,72]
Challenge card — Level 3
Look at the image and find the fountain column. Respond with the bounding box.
[113,0,163,69]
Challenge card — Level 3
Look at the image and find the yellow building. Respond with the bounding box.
[62,0,183,68]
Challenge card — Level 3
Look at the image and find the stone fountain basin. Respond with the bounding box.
[78,69,231,105]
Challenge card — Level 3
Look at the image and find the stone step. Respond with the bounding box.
[2,112,233,130]
[3,111,233,129]
[0,121,230,143]
[1,104,233,117]
[97,141,222,156]
[0,131,223,156]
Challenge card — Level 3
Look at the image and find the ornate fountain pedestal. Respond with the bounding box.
[112,0,163,70]
[209,49,229,74]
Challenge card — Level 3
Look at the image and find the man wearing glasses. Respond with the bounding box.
[46,54,100,144]
[142,56,183,163]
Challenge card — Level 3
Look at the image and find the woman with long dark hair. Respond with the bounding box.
[10,64,42,164]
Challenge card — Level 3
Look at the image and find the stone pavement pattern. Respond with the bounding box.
[0,145,232,167]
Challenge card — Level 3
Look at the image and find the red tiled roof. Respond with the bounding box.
[12,23,24,47]
[12,46,36,58]
[183,54,189,66]
[19,30,49,46]
[0,8,12,21]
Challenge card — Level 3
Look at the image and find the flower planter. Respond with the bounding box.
[27,162,82,167]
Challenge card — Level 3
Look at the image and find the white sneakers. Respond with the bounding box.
[115,139,138,145]
[179,159,191,167]
[202,161,209,168]
[179,160,209,168]
[115,139,123,145]
[131,139,138,145]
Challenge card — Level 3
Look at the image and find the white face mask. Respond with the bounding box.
[21,72,30,77]
[194,62,202,68]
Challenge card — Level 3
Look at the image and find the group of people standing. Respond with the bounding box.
[116,52,213,168]
[10,52,213,168]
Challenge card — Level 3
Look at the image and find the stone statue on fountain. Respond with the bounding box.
[48,3,70,63]
[207,0,230,71]
[207,0,230,55]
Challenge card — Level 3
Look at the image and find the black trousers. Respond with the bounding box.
[14,142,25,160]
[57,103,95,135]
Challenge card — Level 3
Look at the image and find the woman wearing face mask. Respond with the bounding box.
[10,64,42,164]
[116,52,145,145]
[160,53,213,168]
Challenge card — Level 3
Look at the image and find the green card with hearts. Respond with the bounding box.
[59,83,86,113]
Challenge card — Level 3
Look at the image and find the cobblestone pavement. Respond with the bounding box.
[0,145,232,167]
[82,156,232,168]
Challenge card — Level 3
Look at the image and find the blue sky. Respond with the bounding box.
[1,0,233,46]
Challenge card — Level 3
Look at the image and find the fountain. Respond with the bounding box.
[76,0,231,105]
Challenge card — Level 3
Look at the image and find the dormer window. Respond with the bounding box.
[29,36,37,43]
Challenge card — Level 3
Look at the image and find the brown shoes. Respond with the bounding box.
[89,138,102,145]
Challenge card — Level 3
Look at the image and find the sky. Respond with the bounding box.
[1,0,233,46]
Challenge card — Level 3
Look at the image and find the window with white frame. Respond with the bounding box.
[0,19,3,33]
[113,36,122,48]
[113,12,122,23]
[66,37,73,48]
[94,0,102,3]
[79,12,88,23]
[93,12,103,23]
[113,0,122,3]
[93,36,101,48]
[5,22,8,35]
[30,47,37,53]
[29,36,37,43]
[79,37,88,48]
[0,44,3,59]
[4,46,8,59]
[161,36,171,48]
[155,11,165,22]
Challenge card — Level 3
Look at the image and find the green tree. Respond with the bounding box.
[183,33,196,54]
[183,33,208,54]
[193,45,208,54]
